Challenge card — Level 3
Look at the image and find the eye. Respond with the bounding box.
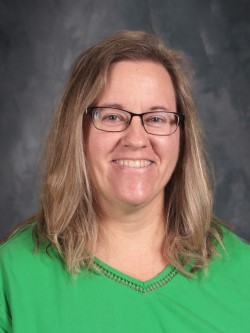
[148,116,166,123]
[144,112,169,126]
[93,108,129,127]
[102,113,123,122]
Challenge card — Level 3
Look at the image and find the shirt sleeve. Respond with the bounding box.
[0,305,12,333]
[0,247,12,333]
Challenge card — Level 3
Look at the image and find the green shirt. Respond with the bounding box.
[0,225,250,332]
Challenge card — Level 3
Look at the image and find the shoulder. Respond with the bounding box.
[219,226,250,262]
[0,225,35,263]
[0,225,40,282]
[0,224,67,299]
[207,226,250,281]
[0,224,55,276]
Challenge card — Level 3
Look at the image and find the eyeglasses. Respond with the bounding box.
[85,106,185,136]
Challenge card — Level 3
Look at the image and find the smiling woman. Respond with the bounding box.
[84,61,180,220]
[0,31,250,333]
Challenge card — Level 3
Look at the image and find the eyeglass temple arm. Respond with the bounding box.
[85,107,93,116]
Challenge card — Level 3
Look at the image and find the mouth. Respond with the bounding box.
[113,160,153,168]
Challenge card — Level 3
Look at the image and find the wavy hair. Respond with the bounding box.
[31,30,223,275]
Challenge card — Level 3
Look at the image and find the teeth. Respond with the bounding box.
[114,160,152,168]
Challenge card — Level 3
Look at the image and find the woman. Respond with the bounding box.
[0,31,249,332]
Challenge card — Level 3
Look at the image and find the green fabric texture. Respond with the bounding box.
[0,225,250,333]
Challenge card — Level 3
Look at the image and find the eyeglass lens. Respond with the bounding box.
[91,107,180,136]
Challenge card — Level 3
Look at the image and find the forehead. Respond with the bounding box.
[97,60,176,111]
[107,60,172,84]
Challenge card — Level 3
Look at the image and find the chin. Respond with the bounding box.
[114,189,163,209]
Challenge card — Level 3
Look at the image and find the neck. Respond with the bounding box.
[95,199,168,280]
[96,193,166,245]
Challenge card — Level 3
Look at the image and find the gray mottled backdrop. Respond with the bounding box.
[0,0,249,240]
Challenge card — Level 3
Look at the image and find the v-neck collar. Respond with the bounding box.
[94,257,178,294]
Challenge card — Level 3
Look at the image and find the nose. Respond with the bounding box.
[121,115,149,149]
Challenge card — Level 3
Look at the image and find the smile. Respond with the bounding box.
[113,160,153,168]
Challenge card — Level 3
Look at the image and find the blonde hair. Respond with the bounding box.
[32,30,222,275]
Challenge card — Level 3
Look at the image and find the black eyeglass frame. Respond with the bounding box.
[85,106,185,136]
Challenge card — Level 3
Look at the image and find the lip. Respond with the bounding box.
[112,159,154,168]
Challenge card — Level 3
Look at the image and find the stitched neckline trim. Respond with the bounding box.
[94,258,178,294]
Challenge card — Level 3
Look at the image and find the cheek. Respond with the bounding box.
[86,126,122,160]
[158,132,180,160]
[171,135,180,166]
[85,129,112,175]
[84,125,102,160]
[160,135,180,181]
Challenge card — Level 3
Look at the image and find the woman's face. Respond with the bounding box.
[84,60,180,214]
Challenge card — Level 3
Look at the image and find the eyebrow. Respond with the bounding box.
[96,103,171,112]
[98,103,123,109]
[149,105,171,112]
